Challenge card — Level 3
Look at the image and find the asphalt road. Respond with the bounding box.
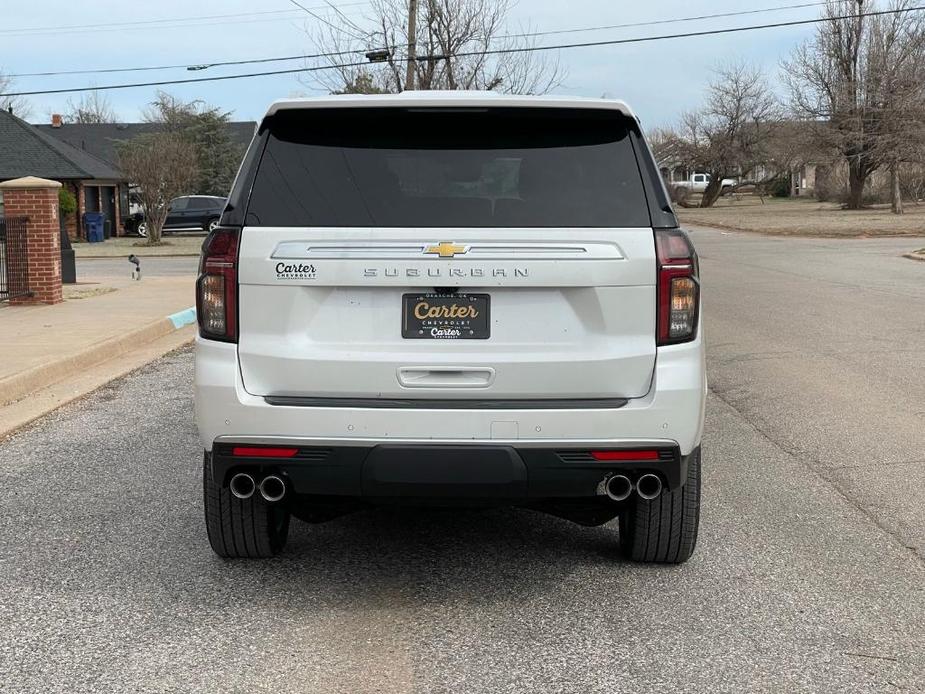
[77,255,199,279]
[1,228,923,692]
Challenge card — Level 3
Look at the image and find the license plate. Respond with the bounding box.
[402,293,490,339]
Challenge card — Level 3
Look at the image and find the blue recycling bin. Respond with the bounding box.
[83,212,105,243]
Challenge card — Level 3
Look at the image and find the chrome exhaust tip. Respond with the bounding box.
[604,474,634,502]
[258,475,286,503]
[636,474,663,500]
[229,473,256,500]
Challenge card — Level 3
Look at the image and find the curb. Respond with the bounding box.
[902,252,925,262]
[0,306,196,408]
[0,328,195,441]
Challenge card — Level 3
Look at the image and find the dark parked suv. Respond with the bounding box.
[135,195,226,237]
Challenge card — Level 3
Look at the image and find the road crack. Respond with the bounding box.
[708,386,925,567]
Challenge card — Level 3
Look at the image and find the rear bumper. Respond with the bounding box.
[209,442,691,498]
[194,334,706,457]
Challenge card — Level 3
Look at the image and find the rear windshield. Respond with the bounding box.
[244,108,651,228]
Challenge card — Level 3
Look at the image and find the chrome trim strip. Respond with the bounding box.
[271,241,623,261]
[263,396,627,409]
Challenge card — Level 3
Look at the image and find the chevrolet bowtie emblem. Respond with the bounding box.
[424,242,469,258]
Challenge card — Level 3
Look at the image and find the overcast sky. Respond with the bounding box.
[0,0,820,127]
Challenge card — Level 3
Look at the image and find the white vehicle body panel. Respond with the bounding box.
[265,91,636,119]
[236,227,658,400]
[194,93,705,463]
[195,331,706,455]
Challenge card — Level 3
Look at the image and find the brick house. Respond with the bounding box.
[0,109,127,240]
[36,118,256,230]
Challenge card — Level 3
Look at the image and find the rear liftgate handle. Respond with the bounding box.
[397,366,495,389]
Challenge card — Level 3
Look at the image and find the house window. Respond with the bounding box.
[0,190,4,218]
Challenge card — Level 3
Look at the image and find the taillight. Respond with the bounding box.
[655,229,699,345]
[231,446,298,458]
[196,227,239,342]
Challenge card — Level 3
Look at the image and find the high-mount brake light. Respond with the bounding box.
[655,229,700,345]
[196,227,239,342]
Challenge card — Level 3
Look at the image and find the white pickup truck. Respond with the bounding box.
[675,173,737,193]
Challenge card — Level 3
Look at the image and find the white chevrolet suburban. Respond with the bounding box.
[195,92,705,563]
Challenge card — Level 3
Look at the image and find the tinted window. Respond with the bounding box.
[190,197,219,209]
[245,108,651,228]
[170,197,190,211]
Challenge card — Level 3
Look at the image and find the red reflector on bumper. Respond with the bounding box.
[231,446,299,458]
[590,450,660,461]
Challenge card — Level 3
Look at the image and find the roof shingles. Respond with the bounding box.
[34,121,256,170]
[0,109,123,181]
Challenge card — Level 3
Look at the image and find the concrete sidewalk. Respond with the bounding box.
[0,276,197,436]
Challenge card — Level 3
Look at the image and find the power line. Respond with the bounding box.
[0,15,305,39]
[3,3,924,98]
[416,3,925,62]
[5,0,830,80]
[0,9,294,34]
[496,1,832,40]
[0,3,368,37]
[319,0,371,38]
[1,62,372,97]
[8,46,389,79]
[287,0,369,42]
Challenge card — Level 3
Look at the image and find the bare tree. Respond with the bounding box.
[303,0,563,94]
[646,127,680,167]
[0,71,32,119]
[63,90,118,124]
[783,0,925,210]
[670,63,780,208]
[866,3,925,213]
[117,133,198,245]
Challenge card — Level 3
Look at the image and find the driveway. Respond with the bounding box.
[0,228,922,692]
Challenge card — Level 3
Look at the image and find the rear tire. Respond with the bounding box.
[619,446,701,563]
[203,452,290,558]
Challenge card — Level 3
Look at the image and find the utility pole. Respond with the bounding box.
[405,0,417,90]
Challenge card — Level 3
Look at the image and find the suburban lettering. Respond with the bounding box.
[361,267,528,278]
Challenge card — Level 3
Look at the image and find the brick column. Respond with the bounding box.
[0,176,63,305]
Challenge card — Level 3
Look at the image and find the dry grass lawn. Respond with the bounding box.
[676,197,925,237]
[63,285,118,300]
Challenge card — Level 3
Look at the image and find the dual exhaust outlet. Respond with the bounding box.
[229,473,286,502]
[604,473,663,502]
[232,471,660,504]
